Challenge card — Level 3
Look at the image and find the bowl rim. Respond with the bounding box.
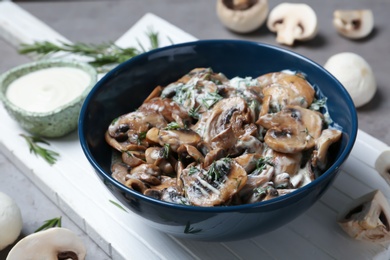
[0,59,97,117]
[79,39,358,212]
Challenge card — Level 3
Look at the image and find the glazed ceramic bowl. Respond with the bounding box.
[79,40,358,241]
[0,60,97,138]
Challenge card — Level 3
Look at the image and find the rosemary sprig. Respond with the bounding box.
[34,216,62,232]
[20,134,60,165]
[18,29,160,70]
[109,199,128,213]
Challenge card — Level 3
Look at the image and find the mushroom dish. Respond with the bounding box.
[105,68,342,207]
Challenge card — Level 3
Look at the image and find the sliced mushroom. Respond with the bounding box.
[234,153,262,173]
[238,165,274,203]
[125,178,148,193]
[144,176,179,199]
[157,129,202,152]
[312,128,342,170]
[145,147,175,175]
[111,161,131,184]
[181,158,247,206]
[338,190,390,243]
[122,150,146,167]
[257,72,315,113]
[333,9,374,39]
[216,0,269,33]
[290,161,315,188]
[193,96,250,149]
[160,186,191,205]
[203,147,227,168]
[106,110,167,152]
[139,97,191,124]
[267,149,302,176]
[177,144,205,165]
[129,164,161,186]
[267,3,318,46]
[6,227,86,260]
[257,105,324,153]
[247,181,278,203]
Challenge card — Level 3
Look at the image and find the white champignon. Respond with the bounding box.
[216,0,269,33]
[333,9,374,39]
[0,191,23,250]
[6,227,86,260]
[324,52,376,108]
[338,190,390,243]
[267,3,318,46]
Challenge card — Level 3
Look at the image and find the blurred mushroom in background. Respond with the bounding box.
[216,0,269,33]
[267,3,318,46]
[333,9,374,39]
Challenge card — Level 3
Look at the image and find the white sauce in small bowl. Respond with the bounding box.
[6,67,91,113]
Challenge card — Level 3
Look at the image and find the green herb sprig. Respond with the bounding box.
[18,29,160,71]
[34,216,62,232]
[20,134,60,165]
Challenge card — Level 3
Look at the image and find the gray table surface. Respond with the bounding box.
[0,0,389,259]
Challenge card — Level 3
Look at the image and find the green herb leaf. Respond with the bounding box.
[164,122,181,130]
[310,97,327,111]
[256,157,273,172]
[20,134,60,165]
[201,92,223,109]
[162,144,170,159]
[34,217,62,232]
[109,200,128,213]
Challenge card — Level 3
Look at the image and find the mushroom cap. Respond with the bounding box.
[6,227,86,260]
[324,52,376,107]
[0,192,23,250]
[333,9,374,39]
[216,0,269,33]
[267,3,318,46]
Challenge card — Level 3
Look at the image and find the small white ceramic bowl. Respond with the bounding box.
[0,59,97,138]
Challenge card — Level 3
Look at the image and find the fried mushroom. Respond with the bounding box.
[257,105,324,153]
[181,158,247,206]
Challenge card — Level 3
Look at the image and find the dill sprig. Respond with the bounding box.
[20,134,60,165]
[34,216,62,232]
[18,29,160,70]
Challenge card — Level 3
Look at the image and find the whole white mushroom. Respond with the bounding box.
[0,191,23,250]
[324,52,376,107]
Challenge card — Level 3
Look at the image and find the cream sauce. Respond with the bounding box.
[6,67,91,113]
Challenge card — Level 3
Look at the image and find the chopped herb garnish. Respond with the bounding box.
[310,97,327,111]
[164,122,181,130]
[201,92,223,109]
[20,134,60,165]
[137,131,147,144]
[256,157,273,172]
[188,105,201,119]
[34,217,62,232]
[162,144,170,159]
[189,166,199,176]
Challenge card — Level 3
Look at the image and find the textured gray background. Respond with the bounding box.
[0,0,389,259]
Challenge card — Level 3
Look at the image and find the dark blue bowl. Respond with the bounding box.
[79,40,358,241]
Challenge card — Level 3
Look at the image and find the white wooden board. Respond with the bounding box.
[1,2,390,259]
